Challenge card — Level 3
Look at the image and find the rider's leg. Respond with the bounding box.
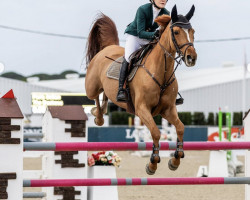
[116,34,141,102]
[116,58,129,102]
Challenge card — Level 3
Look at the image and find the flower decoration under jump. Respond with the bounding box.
[88,151,121,167]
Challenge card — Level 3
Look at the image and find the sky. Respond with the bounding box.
[0,0,250,76]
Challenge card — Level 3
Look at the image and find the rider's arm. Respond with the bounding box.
[136,7,156,40]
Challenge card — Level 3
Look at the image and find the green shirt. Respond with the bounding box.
[125,3,170,40]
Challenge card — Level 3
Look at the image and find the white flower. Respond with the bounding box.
[105,151,113,157]
[107,156,112,160]
[105,151,109,156]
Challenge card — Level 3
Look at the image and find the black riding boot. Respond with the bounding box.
[116,59,129,102]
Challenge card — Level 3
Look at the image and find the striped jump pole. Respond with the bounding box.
[23,133,43,139]
[23,141,250,151]
[23,177,250,187]
[23,192,46,198]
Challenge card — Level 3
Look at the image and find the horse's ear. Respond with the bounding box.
[185,5,195,21]
[155,15,171,27]
[171,5,178,23]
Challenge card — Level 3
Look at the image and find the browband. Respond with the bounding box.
[170,21,192,29]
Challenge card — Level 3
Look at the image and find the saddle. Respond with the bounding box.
[106,42,157,114]
[106,42,156,81]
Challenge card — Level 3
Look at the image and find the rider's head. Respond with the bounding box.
[149,0,167,9]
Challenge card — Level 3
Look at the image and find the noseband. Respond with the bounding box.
[170,22,194,60]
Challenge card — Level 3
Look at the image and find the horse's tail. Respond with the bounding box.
[85,13,119,67]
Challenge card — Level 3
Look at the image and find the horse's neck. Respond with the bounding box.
[147,36,176,83]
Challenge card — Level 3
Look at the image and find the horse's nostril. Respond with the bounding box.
[187,55,192,62]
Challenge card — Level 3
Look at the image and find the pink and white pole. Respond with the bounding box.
[23,177,250,187]
[23,141,250,151]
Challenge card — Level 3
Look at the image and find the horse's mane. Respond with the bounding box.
[154,14,172,37]
[85,13,119,67]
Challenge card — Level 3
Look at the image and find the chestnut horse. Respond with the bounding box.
[85,5,197,175]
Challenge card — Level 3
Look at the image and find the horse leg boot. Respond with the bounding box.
[136,107,161,175]
[92,97,104,126]
[161,108,185,171]
[116,58,129,102]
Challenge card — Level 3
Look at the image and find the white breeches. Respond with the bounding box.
[124,34,151,62]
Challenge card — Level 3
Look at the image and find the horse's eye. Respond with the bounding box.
[174,31,179,35]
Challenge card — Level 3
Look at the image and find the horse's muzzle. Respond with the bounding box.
[185,48,197,67]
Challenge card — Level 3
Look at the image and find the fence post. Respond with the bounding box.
[42,106,88,200]
[0,91,23,200]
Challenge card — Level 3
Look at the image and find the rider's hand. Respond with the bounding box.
[154,30,160,39]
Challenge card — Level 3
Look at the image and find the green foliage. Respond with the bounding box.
[1,72,26,81]
[28,73,57,80]
[215,112,227,126]
[60,70,78,77]
[109,111,246,126]
[153,115,162,125]
[222,112,227,125]
[110,112,162,125]
[110,112,134,125]
[28,70,79,81]
[178,112,192,125]
[2,70,82,81]
[233,112,243,126]
[207,112,215,125]
[193,112,206,125]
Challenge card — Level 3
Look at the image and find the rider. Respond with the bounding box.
[116,0,169,102]
[117,0,183,105]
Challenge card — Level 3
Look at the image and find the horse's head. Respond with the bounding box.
[155,5,197,67]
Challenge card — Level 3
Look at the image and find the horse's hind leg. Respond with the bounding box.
[91,92,108,114]
[101,92,108,114]
[91,95,104,126]
[161,107,185,171]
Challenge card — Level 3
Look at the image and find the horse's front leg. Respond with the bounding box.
[161,106,185,171]
[136,106,161,175]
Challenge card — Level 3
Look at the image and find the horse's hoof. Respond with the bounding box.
[168,159,179,171]
[145,163,155,175]
[91,107,97,117]
[94,118,104,126]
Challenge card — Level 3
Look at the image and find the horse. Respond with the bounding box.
[85,5,197,175]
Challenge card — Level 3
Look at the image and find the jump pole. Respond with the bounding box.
[23,177,250,187]
[23,192,46,198]
[23,141,250,151]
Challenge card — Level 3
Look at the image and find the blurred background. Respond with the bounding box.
[0,0,249,128]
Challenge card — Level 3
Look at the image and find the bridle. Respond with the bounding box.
[170,22,194,60]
